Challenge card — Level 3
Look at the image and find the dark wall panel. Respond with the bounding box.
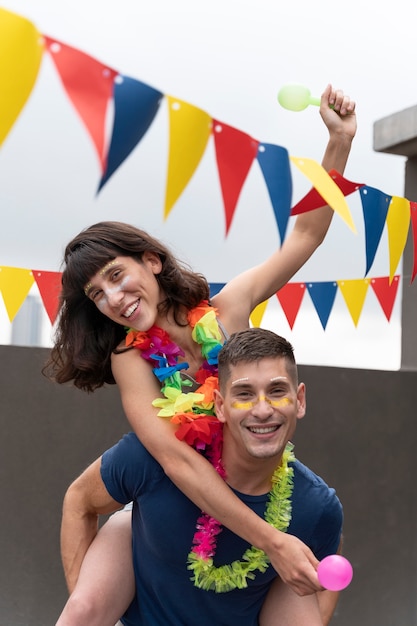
[1,346,416,625]
[0,345,129,626]
[296,364,417,626]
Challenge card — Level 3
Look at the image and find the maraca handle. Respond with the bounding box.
[309,96,321,107]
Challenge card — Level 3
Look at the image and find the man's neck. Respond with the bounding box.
[221,447,283,496]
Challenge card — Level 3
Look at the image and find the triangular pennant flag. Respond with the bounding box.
[410,201,417,283]
[213,120,259,235]
[359,186,391,276]
[290,158,356,232]
[0,267,35,322]
[98,75,163,191]
[250,300,269,328]
[337,279,369,327]
[386,196,411,283]
[0,8,44,146]
[275,282,306,329]
[306,281,338,330]
[44,36,117,172]
[32,269,62,324]
[291,170,364,215]
[370,276,400,321]
[164,96,212,219]
[256,143,292,242]
[209,283,225,298]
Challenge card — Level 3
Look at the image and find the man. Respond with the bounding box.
[58,328,343,625]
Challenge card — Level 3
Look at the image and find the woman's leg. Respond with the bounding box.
[56,510,135,626]
[259,576,323,626]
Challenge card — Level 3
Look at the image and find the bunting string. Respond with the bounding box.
[0,266,400,329]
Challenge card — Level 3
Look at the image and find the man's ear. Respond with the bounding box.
[214,388,226,423]
[296,382,306,420]
[142,250,162,275]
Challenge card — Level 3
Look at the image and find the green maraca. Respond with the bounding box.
[277,84,321,111]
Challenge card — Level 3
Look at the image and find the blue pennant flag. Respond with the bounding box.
[98,75,163,191]
[209,283,225,298]
[306,281,338,330]
[256,143,292,242]
[359,186,391,276]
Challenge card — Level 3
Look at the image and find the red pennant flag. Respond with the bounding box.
[410,201,417,283]
[33,270,62,324]
[44,36,117,172]
[275,282,306,329]
[212,120,259,234]
[370,276,400,322]
[291,170,365,215]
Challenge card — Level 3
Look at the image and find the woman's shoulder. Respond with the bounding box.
[113,338,133,355]
[110,340,155,382]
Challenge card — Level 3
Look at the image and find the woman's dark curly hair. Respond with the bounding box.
[44,221,210,392]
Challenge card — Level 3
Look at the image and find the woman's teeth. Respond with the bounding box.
[124,302,139,318]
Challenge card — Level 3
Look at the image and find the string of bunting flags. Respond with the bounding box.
[0,266,401,330]
[0,7,415,330]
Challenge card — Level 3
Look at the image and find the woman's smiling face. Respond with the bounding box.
[84,252,163,330]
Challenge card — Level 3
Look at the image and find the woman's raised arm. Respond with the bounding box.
[213,84,357,331]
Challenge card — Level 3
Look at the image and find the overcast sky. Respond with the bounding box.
[1,0,416,369]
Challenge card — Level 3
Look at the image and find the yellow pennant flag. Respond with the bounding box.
[337,279,369,327]
[250,300,269,327]
[0,8,44,146]
[386,196,410,283]
[0,267,35,322]
[290,157,356,233]
[164,96,212,218]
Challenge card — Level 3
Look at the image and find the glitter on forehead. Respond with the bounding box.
[231,377,249,386]
[99,260,117,276]
[84,260,117,296]
[231,376,288,386]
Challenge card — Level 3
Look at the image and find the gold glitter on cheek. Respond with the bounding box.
[231,396,292,410]
[268,397,291,409]
[232,400,255,410]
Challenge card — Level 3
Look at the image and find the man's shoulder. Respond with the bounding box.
[291,458,340,507]
[101,432,166,501]
[292,458,331,488]
[103,432,155,466]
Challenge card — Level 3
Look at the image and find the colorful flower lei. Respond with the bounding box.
[125,300,223,449]
[126,301,295,593]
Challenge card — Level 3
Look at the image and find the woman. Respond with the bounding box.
[51,84,356,625]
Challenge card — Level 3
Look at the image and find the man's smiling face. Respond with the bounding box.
[215,357,306,462]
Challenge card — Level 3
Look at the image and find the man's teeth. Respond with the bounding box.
[248,426,278,434]
[123,302,139,318]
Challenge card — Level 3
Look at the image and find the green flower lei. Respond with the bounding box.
[187,442,295,593]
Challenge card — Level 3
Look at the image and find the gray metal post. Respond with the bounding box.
[374,106,417,369]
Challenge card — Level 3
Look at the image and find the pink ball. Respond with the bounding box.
[317,555,353,591]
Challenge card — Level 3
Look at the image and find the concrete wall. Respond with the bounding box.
[373,104,417,370]
[1,345,416,625]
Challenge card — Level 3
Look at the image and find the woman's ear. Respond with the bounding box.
[142,250,162,275]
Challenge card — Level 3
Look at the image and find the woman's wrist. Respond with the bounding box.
[252,516,287,554]
[322,134,353,173]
